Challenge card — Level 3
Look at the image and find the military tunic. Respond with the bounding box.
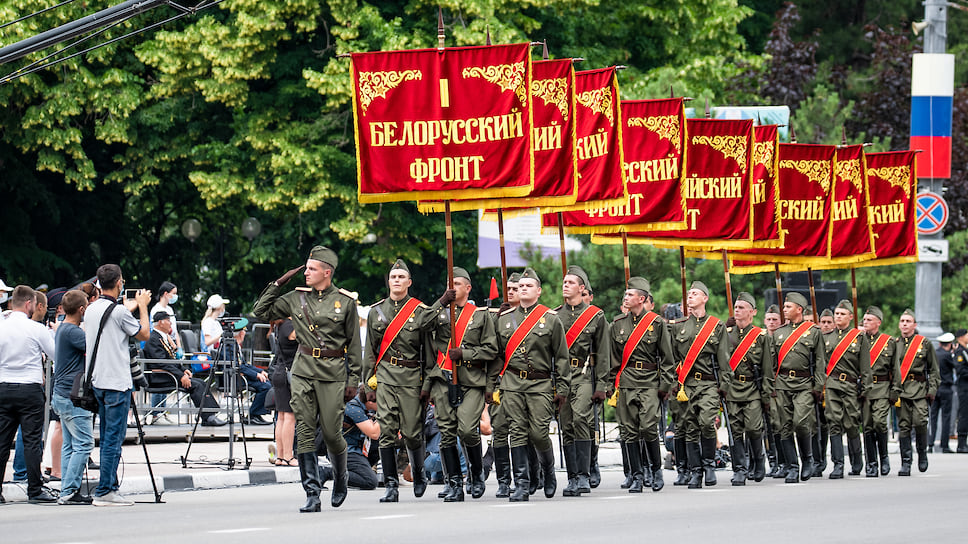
[670,314,731,441]
[486,308,510,448]
[253,282,362,455]
[556,302,611,444]
[429,304,498,449]
[493,303,571,450]
[822,327,872,438]
[894,334,940,434]
[363,295,442,449]
[609,310,675,442]
[725,323,773,439]
[771,320,826,439]
[862,331,901,434]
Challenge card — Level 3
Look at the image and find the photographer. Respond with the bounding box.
[84,264,150,507]
[320,389,380,491]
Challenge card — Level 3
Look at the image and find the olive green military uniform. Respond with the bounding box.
[822,312,872,478]
[724,317,773,484]
[861,313,901,476]
[895,329,940,475]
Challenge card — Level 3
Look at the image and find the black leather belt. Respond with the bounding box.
[833,372,858,383]
[507,368,550,380]
[298,345,344,358]
[780,369,811,378]
[457,360,485,369]
[907,372,926,382]
[688,371,717,382]
[381,356,421,368]
[871,374,890,383]
[734,374,751,382]
[630,361,658,371]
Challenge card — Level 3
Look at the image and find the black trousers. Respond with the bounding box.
[929,386,953,445]
[148,375,220,414]
[320,451,378,490]
[957,384,968,435]
[0,383,46,496]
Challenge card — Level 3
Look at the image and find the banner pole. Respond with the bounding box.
[807,267,819,323]
[774,264,783,307]
[680,246,689,317]
[621,231,630,288]
[557,212,568,278]
[498,209,509,303]
[445,203,457,386]
[722,249,734,317]
[850,267,859,324]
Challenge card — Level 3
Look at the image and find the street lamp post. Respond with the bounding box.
[181,217,262,300]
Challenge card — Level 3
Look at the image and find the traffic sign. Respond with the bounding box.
[916,192,948,235]
[918,240,949,262]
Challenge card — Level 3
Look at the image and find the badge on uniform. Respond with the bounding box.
[539,316,545,328]
[334,300,341,313]
[648,326,653,332]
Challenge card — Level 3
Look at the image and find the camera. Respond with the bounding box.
[218,316,245,331]
[125,288,140,300]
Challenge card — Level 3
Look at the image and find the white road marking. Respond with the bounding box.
[360,514,414,520]
[208,528,270,534]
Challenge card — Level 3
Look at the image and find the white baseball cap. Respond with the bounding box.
[0,279,13,292]
[206,294,229,309]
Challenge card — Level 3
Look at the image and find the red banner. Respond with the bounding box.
[540,98,687,233]
[751,125,781,245]
[352,44,534,203]
[862,151,920,266]
[824,145,875,267]
[591,118,755,249]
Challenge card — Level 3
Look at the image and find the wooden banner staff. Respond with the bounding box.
[807,267,820,323]
[774,264,783,308]
[621,231,630,288]
[679,247,688,318]
[723,250,734,317]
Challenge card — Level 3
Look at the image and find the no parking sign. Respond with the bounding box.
[916,192,948,235]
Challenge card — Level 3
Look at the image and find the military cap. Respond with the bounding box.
[820,308,833,318]
[901,308,916,320]
[865,306,884,321]
[585,284,594,295]
[389,259,410,276]
[508,272,522,283]
[766,304,780,315]
[736,292,756,308]
[627,276,650,295]
[453,267,471,281]
[689,280,709,296]
[785,291,808,309]
[955,328,968,339]
[308,245,338,269]
[805,306,814,318]
[567,265,590,290]
[835,299,853,313]
[520,268,540,283]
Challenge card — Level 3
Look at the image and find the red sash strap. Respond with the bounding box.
[728,326,763,372]
[777,322,815,376]
[436,304,477,372]
[900,334,925,383]
[677,316,721,384]
[614,311,661,389]
[825,329,862,376]
[566,305,601,349]
[500,305,550,376]
[375,298,422,369]
[869,333,892,367]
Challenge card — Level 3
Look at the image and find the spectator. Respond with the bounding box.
[0,278,14,311]
[142,312,227,427]
[0,285,57,503]
[148,281,182,422]
[51,290,95,504]
[216,318,273,425]
[270,318,298,465]
[85,264,150,507]
[320,390,379,490]
[201,294,229,353]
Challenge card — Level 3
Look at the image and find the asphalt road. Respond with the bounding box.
[2,454,963,543]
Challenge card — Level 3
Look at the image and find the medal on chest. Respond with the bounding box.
[539,316,545,329]
[334,300,341,314]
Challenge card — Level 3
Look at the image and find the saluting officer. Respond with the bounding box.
[723,292,773,486]
[821,300,872,479]
[860,306,900,476]
[894,309,940,476]
[429,267,498,502]
[253,245,361,513]
[556,266,610,497]
[670,281,730,489]
[608,277,675,492]
[771,292,826,483]
[488,271,520,498]
[492,268,571,501]
[363,259,455,503]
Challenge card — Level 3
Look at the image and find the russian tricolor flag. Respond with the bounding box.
[910,53,954,179]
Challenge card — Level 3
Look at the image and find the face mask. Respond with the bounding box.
[168,294,178,305]
[0,292,8,305]
[218,309,225,318]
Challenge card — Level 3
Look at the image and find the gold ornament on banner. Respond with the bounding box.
[779,159,833,193]
[836,158,863,192]
[576,86,614,126]
[869,165,911,193]
[531,77,570,120]
[462,62,528,106]
[628,115,681,154]
[691,134,747,168]
[356,70,423,114]
[754,140,776,176]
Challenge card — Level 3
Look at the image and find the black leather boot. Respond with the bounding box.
[575,439,592,494]
[379,447,399,503]
[814,426,828,477]
[847,435,863,475]
[619,441,632,488]
[407,445,427,498]
[494,445,511,498]
[877,431,891,475]
[330,449,349,508]
[898,434,913,476]
[640,440,653,489]
[442,446,464,502]
[674,437,690,486]
[538,447,557,498]
[466,442,486,498]
[797,432,814,481]
[864,431,878,477]
[437,450,452,499]
[828,434,844,479]
[701,436,718,486]
[686,441,703,489]
[626,441,644,493]
[589,442,601,488]
[749,436,766,482]
[509,446,530,502]
[957,434,968,453]
[782,438,799,483]
[562,443,580,497]
[766,433,779,478]
[646,439,665,491]
[528,445,541,495]
[772,433,788,479]
[730,438,748,486]
[916,428,929,472]
[297,452,321,512]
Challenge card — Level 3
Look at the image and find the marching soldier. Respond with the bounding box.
[821,300,872,479]
[608,277,675,492]
[429,267,498,502]
[253,246,361,512]
[492,268,571,501]
[488,272,520,498]
[363,259,455,502]
[764,304,782,335]
[556,266,610,497]
[670,281,730,489]
[581,282,603,489]
[860,306,900,476]
[763,303,785,477]
[771,292,826,483]
[818,308,835,334]
[723,292,773,486]
[894,309,940,475]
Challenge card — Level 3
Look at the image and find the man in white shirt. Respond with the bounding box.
[0,285,57,503]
